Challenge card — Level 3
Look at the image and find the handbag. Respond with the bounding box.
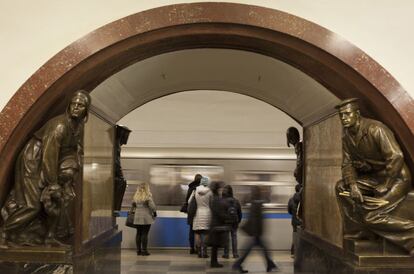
[180,203,188,213]
[125,205,136,228]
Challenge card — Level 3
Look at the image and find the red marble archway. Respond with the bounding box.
[1,2,414,206]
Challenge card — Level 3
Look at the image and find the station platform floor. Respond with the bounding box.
[120,249,304,274]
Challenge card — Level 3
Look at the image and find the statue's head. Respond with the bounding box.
[335,98,360,129]
[116,125,131,145]
[67,90,91,122]
[286,127,300,147]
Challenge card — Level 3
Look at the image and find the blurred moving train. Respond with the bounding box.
[116,147,297,250]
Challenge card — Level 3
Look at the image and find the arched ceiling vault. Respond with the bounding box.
[91,49,339,126]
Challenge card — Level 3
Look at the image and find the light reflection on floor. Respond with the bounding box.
[120,249,297,274]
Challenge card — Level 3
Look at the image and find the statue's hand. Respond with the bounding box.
[350,184,364,203]
[353,160,371,172]
[374,185,388,196]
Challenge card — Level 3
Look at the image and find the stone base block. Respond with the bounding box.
[0,229,122,274]
[296,230,414,274]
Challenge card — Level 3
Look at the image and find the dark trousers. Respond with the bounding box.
[211,246,219,265]
[135,225,151,252]
[189,226,195,250]
[224,227,238,256]
[235,236,274,267]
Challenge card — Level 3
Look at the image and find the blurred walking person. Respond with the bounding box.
[189,177,212,258]
[181,174,202,254]
[222,185,242,259]
[133,182,156,256]
[233,186,278,273]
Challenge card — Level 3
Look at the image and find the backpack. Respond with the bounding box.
[225,199,239,225]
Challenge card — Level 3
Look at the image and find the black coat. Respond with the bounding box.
[208,195,230,247]
[183,180,200,225]
[241,200,264,237]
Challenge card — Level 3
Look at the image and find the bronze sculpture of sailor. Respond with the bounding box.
[335,98,414,255]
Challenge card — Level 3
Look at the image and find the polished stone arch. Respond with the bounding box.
[1,2,414,206]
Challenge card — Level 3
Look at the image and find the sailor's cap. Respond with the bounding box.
[335,98,360,111]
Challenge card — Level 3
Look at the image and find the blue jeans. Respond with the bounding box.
[224,227,238,256]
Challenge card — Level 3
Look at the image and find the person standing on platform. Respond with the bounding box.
[133,182,156,256]
[233,186,278,273]
[181,174,202,254]
[189,176,212,258]
[208,181,229,268]
[222,185,242,259]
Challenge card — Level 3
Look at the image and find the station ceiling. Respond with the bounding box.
[90,48,339,126]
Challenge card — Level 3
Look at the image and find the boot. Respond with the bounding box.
[210,247,222,267]
[198,245,202,258]
[233,264,248,273]
[141,233,150,256]
[266,261,278,272]
[202,246,209,258]
[223,246,229,258]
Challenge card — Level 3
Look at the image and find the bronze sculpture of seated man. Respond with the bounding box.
[335,98,414,255]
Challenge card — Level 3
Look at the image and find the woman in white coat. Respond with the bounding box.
[189,177,212,258]
[132,182,156,256]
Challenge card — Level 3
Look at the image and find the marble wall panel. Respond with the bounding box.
[303,115,343,247]
[82,113,115,242]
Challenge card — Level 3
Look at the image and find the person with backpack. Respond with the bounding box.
[222,185,242,259]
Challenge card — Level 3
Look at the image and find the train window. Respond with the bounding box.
[121,164,225,208]
[149,165,224,207]
[231,170,295,208]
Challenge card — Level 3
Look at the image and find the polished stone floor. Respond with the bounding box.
[120,249,302,274]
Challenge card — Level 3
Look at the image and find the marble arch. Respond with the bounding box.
[1,2,414,207]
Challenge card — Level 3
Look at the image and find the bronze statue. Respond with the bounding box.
[0,90,91,247]
[113,125,131,211]
[287,127,303,257]
[41,155,78,244]
[335,98,414,255]
[287,127,303,185]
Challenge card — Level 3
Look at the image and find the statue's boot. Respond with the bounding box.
[0,231,8,248]
[45,237,70,247]
[344,230,377,240]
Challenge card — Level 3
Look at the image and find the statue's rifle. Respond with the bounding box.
[339,191,389,206]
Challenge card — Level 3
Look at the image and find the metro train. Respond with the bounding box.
[116,147,297,250]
